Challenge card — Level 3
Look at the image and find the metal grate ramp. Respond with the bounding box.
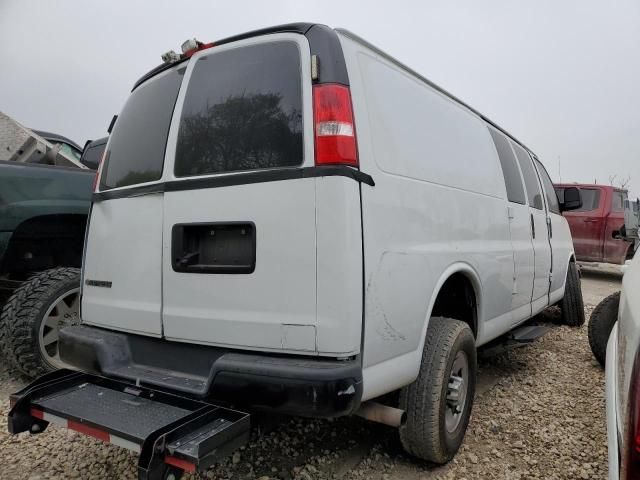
[33,383,191,442]
[8,370,250,479]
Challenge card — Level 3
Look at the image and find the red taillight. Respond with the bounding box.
[623,349,640,479]
[313,84,358,167]
[92,151,105,192]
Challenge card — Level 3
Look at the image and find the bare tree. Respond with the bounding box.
[606,174,632,189]
[619,175,632,189]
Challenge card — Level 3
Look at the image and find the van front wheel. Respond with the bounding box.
[399,317,476,464]
[560,262,585,327]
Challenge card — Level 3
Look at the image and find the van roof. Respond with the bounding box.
[133,22,538,161]
[335,28,538,159]
[133,23,317,91]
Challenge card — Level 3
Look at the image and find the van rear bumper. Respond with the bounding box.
[59,325,362,418]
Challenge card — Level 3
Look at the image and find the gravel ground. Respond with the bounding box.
[0,270,620,479]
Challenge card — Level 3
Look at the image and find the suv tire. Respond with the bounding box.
[0,267,80,377]
[560,262,585,327]
[399,317,476,464]
[588,291,620,367]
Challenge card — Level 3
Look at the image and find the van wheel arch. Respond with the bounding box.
[428,271,479,338]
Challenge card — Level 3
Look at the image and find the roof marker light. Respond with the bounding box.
[161,50,180,63]
[181,38,199,54]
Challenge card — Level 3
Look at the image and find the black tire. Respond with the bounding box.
[560,262,585,327]
[588,291,620,367]
[0,267,80,377]
[399,317,477,464]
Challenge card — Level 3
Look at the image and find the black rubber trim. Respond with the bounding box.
[93,166,374,202]
[306,24,349,85]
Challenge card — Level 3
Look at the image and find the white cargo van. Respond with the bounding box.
[8,23,585,476]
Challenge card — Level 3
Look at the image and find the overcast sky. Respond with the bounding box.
[1,0,638,196]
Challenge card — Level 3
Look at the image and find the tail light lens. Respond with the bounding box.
[623,349,640,479]
[313,84,358,167]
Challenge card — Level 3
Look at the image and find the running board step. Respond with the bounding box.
[510,325,552,343]
[8,369,250,480]
[479,325,552,358]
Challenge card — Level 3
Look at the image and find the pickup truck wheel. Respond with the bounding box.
[560,262,585,327]
[399,317,476,464]
[588,291,620,367]
[0,267,80,377]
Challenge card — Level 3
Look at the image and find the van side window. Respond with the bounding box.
[100,67,184,190]
[489,128,526,204]
[512,142,544,210]
[175,41,303,177]
[534,159,561,214]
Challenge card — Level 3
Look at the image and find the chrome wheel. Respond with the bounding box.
[445,350,469,433]
[38,287,80,369]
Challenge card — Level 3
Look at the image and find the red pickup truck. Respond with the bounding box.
[554,184,634,265]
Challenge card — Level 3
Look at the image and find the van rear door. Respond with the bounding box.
[82,66,184,336]
[160,35,318,353]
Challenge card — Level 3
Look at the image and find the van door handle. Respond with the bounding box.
[531,213,536,239]
[176,251,199,267]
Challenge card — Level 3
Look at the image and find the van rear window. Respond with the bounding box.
[174,41,303,177]
[100,67,184,190]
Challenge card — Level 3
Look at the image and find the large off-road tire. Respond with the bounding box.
[0,267,80,377]
[560,262,585,327]
[588,291,620,367]
[399,317,477,464]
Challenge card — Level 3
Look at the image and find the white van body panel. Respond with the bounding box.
[338,33,518,394]
[606,322,620,479]
[362,263,485,400]
[161,180,318,352]
[315,176,363,355]
[506,200,535,323]
[548,219,575,304]
[607,255,640,477]
[82,195,164,336]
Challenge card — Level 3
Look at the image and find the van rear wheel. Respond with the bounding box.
[560,262,585,327]
[399,317,476,464]
[0,267,80,377]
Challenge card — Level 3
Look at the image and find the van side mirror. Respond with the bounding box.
[560,186,582,212]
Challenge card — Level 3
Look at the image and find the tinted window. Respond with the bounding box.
[511,142,543,210]
[612,191,626,212]
[100,67,184,189]
[81,143,106,170]
[489,128,526,204]
[535,159,560,214]
[175,42,303,177]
